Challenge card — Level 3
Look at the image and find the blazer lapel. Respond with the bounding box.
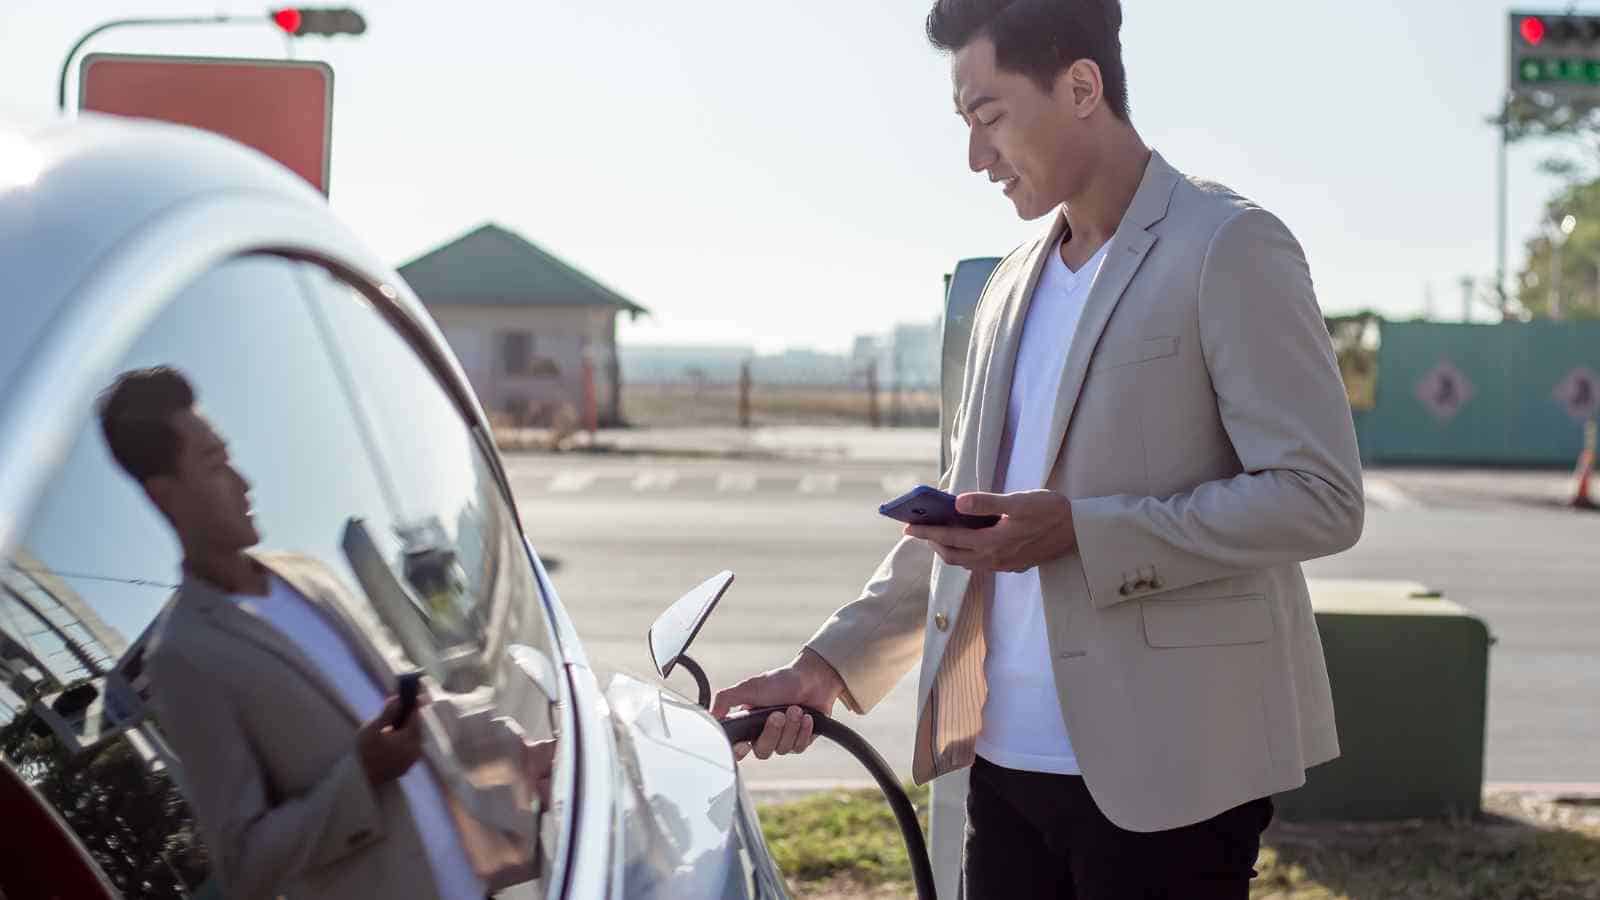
[971,216,1071,494]
[262,554,399,691]
[182,571,366,725]
[930,217,1068,657]
[1040,151,1181,479]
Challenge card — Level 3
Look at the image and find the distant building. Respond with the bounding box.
[399,223,648,427]
[888,318,941,390]
[618,315,942,392]
[750,348,856,385]
[844,318,942,390]
[619,345,753,384]
[849,335,881,370]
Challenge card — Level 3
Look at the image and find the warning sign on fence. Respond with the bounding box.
[1554,367,1600,423]
[1414,360,1474,423]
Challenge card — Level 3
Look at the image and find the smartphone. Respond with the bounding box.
[879,485,1000,529]
[394,671,424,727]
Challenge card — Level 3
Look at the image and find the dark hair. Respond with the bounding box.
[98,367,196,482]
[927,0,1130,121]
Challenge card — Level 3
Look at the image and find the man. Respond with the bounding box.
[710,1,1364,896]
[99,367,551,900]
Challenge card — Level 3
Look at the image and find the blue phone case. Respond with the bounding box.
[879,485,1000,529]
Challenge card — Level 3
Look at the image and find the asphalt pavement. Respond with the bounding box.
[507,430,1599,792]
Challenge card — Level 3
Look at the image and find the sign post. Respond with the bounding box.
[1501,12,1600,317]
[80,53,334,195]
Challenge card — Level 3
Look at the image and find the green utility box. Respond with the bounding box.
[1275,580,1493,822]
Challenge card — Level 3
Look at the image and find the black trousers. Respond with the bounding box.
[962,756,1273,900]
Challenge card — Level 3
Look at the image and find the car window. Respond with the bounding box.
[3,253,567,898]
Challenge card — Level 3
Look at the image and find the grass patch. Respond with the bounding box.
[757,784,929,889]
[757,787,1600,899]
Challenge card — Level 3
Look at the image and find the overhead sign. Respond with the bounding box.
[1415,360,1474,423]
[1554,366,1600,422]
[80,53,333,194]
[1509,11,1600,99]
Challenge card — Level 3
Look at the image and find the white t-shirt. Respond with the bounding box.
[240,575,485,900]
[976,238,1109,775]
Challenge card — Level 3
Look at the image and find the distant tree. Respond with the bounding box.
[1325,311,1381,411]
[0,699,209,897]
[1515,179,1600,320]
[1500,95,1600,318]
[1503,90,1600,172]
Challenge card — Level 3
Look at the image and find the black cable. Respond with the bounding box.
[722,705,937,900]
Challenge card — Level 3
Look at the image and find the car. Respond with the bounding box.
[0,113,792,899]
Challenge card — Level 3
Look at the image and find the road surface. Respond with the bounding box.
[508,453,1599,791]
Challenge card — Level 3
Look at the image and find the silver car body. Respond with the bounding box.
[0,113,785,899]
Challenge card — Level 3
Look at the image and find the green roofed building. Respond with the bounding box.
[399,223,648,427]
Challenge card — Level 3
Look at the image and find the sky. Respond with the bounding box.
[0,1,1577,353]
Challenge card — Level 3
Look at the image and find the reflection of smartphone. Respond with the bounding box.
[879,485,1000,529]
[395,671,423,727]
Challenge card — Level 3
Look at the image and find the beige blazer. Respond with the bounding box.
[807,151,1364,834]
[144,551,539,900]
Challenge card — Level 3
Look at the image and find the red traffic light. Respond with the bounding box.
[1521,15,1546,46]
[271,8,303,35]
[269,7,366,37]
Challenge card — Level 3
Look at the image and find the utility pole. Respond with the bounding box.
[865,362,880,429]
[737,360,752,429]
[1506,12,1600,319]
[1497,95,1510,320]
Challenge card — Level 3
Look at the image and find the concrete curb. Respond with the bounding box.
[745,780,1600,807]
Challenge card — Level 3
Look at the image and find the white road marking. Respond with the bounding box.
[632,470,680,492]
[1364,477,1420,511]
[547,472,596,493]
[797,473,840,494]
[717,472,758,492]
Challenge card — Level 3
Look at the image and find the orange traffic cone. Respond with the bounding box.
[1572,419,1598,510]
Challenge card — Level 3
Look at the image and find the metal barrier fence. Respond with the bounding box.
[1355,320,1600,465]
[621,364,939,428]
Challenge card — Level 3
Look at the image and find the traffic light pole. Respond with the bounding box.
[1497,97,1510,320]
[57,15,261,112]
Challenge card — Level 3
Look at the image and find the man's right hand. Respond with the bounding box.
[710,648,847,762]
[357,696,425,787]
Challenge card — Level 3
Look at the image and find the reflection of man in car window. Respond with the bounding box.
[98,367,551,900]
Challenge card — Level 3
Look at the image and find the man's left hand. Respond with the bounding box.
[905,490,1076,573]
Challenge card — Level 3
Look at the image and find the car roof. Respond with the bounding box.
[0,113,488,557]
[0,112,327,392]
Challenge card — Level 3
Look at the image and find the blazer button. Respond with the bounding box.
[934,613,949,632]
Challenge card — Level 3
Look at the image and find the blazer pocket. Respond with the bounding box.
[1089,336,1179,373]
[1141,593,1273,648]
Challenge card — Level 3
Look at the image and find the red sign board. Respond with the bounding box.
[80,53,333,194]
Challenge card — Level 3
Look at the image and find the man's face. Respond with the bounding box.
[952,36,1089,221]
[150,409,260,552]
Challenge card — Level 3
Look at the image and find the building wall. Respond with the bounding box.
[425,304,622,426]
